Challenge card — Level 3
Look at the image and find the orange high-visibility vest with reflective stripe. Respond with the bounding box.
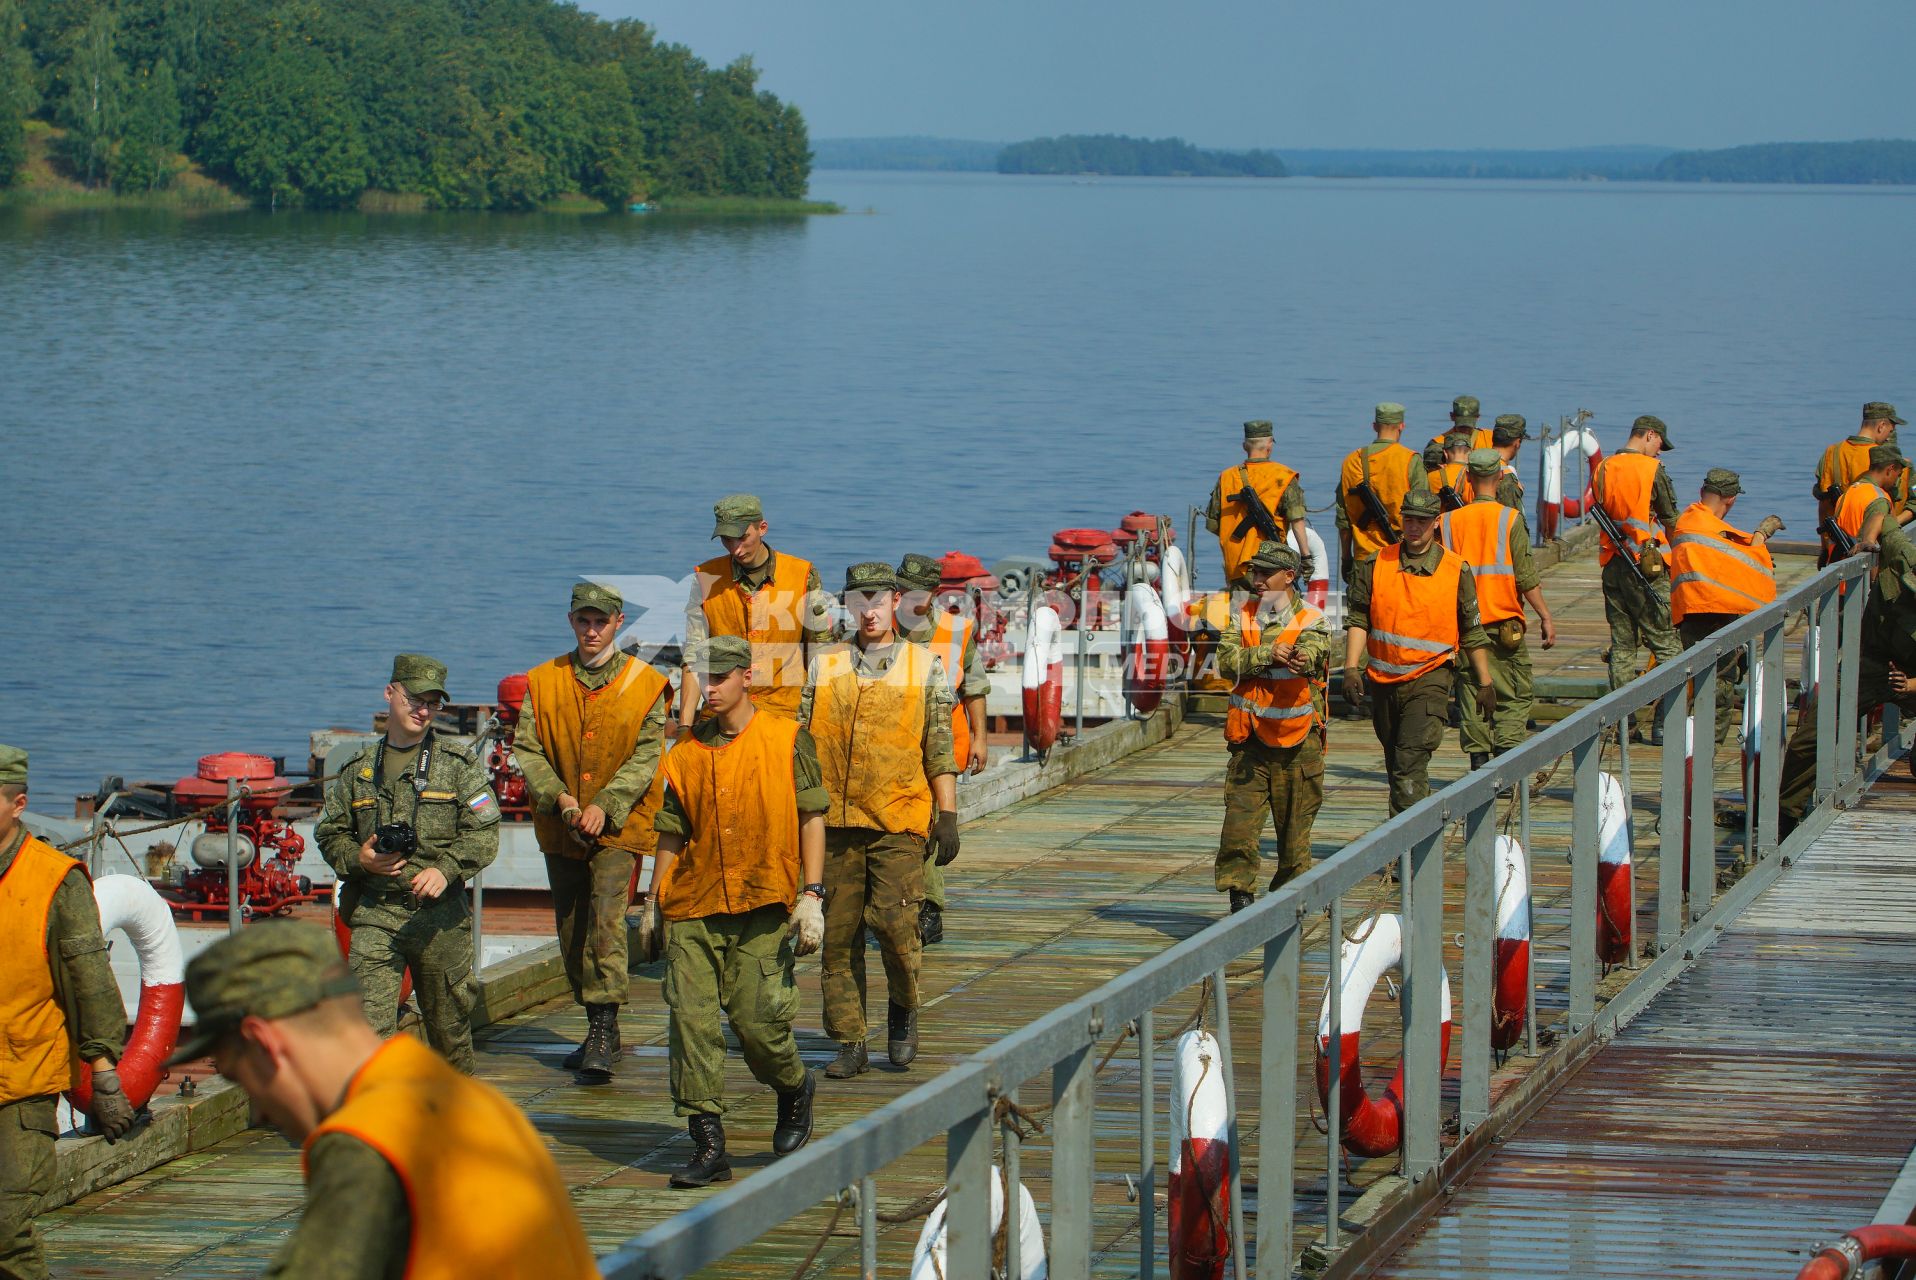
[930,612,974,767]
[1594,452,1668,566]
[1215,460,1298,584]
[1225,602,1322,748]
[1365,546,1464,684]
[1439,501,1524,625]
[1668,504,1776,624]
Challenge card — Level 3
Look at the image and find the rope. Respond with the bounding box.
[55,772,344,855]
[787,1194,846,1280]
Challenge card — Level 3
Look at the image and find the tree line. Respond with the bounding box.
[0,0,812,210]
[998,134,1285,178]
[1653,140,1916,185]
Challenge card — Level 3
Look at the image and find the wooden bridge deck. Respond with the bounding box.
[39,548,1831,1278]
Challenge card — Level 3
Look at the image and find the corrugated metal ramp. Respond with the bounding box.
[1374,781,1916,1279]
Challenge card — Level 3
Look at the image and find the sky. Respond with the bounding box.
[588,0,1916,150]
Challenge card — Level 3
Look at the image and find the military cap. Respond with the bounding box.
[1865,402,1907,426]
[1466,448,1504,477]
[165,923,361,1065]
[1450,394,1481,421]
[0,744,26,788]
[711,493,766,539]
[1399,490,1443,519]
[1421,441,1448,469]
[1492,413,1532,443]
[1631,414,1674,449]
[1242,419,1273,440]
[389,654,448,698]
[1246,542,1303,575]
[1444,431,1474,451]
[1870,445,1907,471]
[842,561,899,594]
[895,553,943,592]
[1373,402,1406,426]
[1700,468,1743,497]
[569,581,623,616]
[686,635,753,679]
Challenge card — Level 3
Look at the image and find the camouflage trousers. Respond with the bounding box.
[922,850,946,911]
[346,889,478,1074]
[0,1097,56,1280]
[1603,558,1682,729]
[822,828,925,1042]
[546,847,635,1007]
[1369,668,1454,816]
[1679,613,1749,747]
[1215,732,1324,894]
[1458,638,1534,756]
[1778,644,1916,821]
[662,905,805,1117]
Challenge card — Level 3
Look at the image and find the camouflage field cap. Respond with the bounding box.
[1374,402,1406,426]
[0,744,26,788]
[1450,395,1481,422]
[842,561,899,594]
[1243,419,1274,440]
[1246,542,1303,575]
[1701,468,1743,497]
[1399,489,1443,519]
[687,635,753,679]
[895,553,942,592]
[1492,413,1533,443]
[165,923,361,1066]
[1871,445,1907,471]
[1865,402,1907,426]
[711,494,765,539]
[570,581,623,616]
[1466,448,1504,477]
[390,654,449,698]
[1422,441,1448,469]
[1632,414,1674,450]
[1444,431,1474,451]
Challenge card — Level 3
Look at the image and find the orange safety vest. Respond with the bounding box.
[1429,427,1495,451]
[1340,442,1419,562]
[308,1036,600,1280]
[1439,501,1524,625]
[1816,437,1877,500]
[809,641,936,836]
[1669,504,1777,624]
[1836,480,1889,543]
[1365,546,1464,684]
[1427,461,1467,498]
[928,612,975,767]
[654,711,802,921]
[1215,460,1298,584]
[524,653,670,858]
[0,834,85,1104]
[1594,451,1669,566]
[697,551,817,720]
[1225,601,1323,747]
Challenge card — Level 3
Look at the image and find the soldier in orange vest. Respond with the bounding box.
[1670,469,1782,746]
[1206,419,1309,589]
[1343,490,1495,814]
[1429,394,1495,451]
[1834,446,1908,553]
[1593,415,1682,738]
[513,582,671,1082]
[1335,402,1431,596]
[681,493,832,726]
[0,745,136,1279]
[1440,451,1558,769]
[1489,414,1531,512]
[896,554,990,947]
[1425,432,1471,509]
[1214,543,1331,914]
[1814,402,1906,558]
[166,924,599,1278]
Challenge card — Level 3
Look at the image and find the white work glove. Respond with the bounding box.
[788,893,824,956]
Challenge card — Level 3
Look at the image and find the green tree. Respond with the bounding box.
[55,3,127,185]
[109,56,180,189]
[199,44,369,207]
[0,0,36,186]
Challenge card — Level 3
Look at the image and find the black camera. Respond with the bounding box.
[373,822,417,857]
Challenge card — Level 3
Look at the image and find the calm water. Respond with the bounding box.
[4,171,1912,801]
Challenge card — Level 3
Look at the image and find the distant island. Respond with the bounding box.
[998,135,1285,178]
[1653,140,1916,185]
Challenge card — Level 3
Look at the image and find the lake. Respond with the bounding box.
[3,171,1912,801]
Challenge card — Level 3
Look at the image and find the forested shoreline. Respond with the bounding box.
[998,134,1285,178]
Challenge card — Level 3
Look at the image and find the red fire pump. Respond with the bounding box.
[936,551,1010,668]
[1045,528,1120,629]
[161,753,326,921]
[490,673,533,821]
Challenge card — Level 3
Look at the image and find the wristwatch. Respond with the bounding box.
[801,883,826,901]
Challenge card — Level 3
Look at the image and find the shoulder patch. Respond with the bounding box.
[466,791,499,824]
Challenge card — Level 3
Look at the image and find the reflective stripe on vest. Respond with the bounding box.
[931,612,974,766]
[1439,501,1523,624]
[1365,546,1464,684]
[656,711,802,921]
[1594,452,1668,565]
[811,642,936,836]
[1668,505,1777,623]
[525,653,670,858]
[698,551,816,720]
[1216,460,1298,584]
[0,835,82,1105]
[1225,602,1322,747]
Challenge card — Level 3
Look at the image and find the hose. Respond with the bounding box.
[1796,1224,1916,1280]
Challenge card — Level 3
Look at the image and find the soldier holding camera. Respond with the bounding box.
[316,655,501,1074]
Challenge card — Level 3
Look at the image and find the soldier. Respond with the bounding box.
[514,582,671,1082]
[803,563,959,1079]
[682,493,832,726]
[316,655,500,1074]
[1441,451,1559,768]
[896,553,990,946]
[1426,432,1471,509]
[1214,543,1331,914]
[0,745,136,1280]
[164,924,597,1277]
[1669,470,1782,746]
[1206,419,1309,589]
[1344,490,1495,814]
[1833,446,1908,552]
[1593,415,1682,739]
[1814,402,1906,555]
[652,637,825,1187]
[1430,394,1494,450]
[1490,414,1532,512]
[1336,402,1431,582]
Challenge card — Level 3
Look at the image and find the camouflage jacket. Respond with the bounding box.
[315,733,501,893]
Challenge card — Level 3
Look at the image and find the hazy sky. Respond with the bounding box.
[590,1,1916,150]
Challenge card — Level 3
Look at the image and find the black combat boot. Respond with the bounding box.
[1227,889,1254,914]
[826,1039,869,1079]
[919,901,945,946]
[887,1001,918,1068]
[772,1069,816,1155]
[669,1113,731,1188]
[1470,752,1490,770]
[575,1004,621,1082]
[561,1006,590,1070]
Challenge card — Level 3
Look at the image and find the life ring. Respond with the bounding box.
[1302,526,1330,610]
[1121,583,1169,716]
[332,881,413,1006]
[66,875,183,1112]
[1540,426,1602,540]
[1169,1029,1232,1279]
[1022,604,1065,757]
[1596,771,1632,965]
[909,1164,1047,1279]
[1160,542,1193,674]
[1491,838,1530,1053]
[1315,913,1453,1159]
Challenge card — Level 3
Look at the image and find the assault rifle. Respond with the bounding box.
[1230,467,1285,545]
[1437,483,1466,513]
[1350,480,1402,545]
[1819,516,1857,560]
[1589,502,1660,599]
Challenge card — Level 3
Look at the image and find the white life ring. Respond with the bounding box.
[910,1164,1047,1279]
[1597,771,1632,965]
[1160,543,1192,620]
[1492,837,1530,1052]
[1302,526,1330,610]
[1315,913,1453,1158]
[1021,604,1065,755]
[1121,583,1170,715]
[65,875,184,1113]
[1169,1029,1232,1277]
[1541,427,1602,536]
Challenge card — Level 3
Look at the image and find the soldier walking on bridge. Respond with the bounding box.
[1669,470,1781,746]
[1336,403,1430,590]
[1832,446,1908,554]
[1815,402,1907,558]
[1593,415,1681,741]
[1490,414,1532,512]
[1206,419,1309,590]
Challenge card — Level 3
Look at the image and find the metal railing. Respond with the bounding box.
[600,553,1904,1280]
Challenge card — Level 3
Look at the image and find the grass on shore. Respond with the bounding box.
[645,195,843,216]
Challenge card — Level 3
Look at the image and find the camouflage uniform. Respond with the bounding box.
[1597,430,1683,699]
[315,658,500,1075]
[1491,414,1533,514]
[1205,422,1311,589]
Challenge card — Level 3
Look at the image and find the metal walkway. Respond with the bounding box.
[1373,779,1916,1279]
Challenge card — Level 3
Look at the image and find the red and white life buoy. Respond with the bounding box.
[332,881,412,1006]
[1316,913,1453,1159]
[1597,771,1633,965]
[1169,1028,1231,1280]
[1022,604,1065,756]
[909,1164,1046,1279]
[1121,583,1170,716]
[66,875,183,1113]
[1302,526,1330,610]
[1492,837,1530,1053]
[1540,427,1602,540]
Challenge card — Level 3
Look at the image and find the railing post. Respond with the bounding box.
[1004,1087,1023,1280]
[1257,923,1299,1277]
[1210,970,1249,1280]
[1519,776,1537,1057]
[1569,737,1600,1033]
[1814,590,1840,804]
[1459,794,1495,1133]
[1137,1012,1154,1280]
[1402,826,1445,1178]
[1051,1041,1096,1279]
[1838,572,1866,787]
[1688,664,1717,922]
[946,1100,993,1278]
[1757,621,1786,855]
[1656,684,1687,954]
[860,1175,877,1279]
[226,778,242,936]
[1326,899,1342,1253]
